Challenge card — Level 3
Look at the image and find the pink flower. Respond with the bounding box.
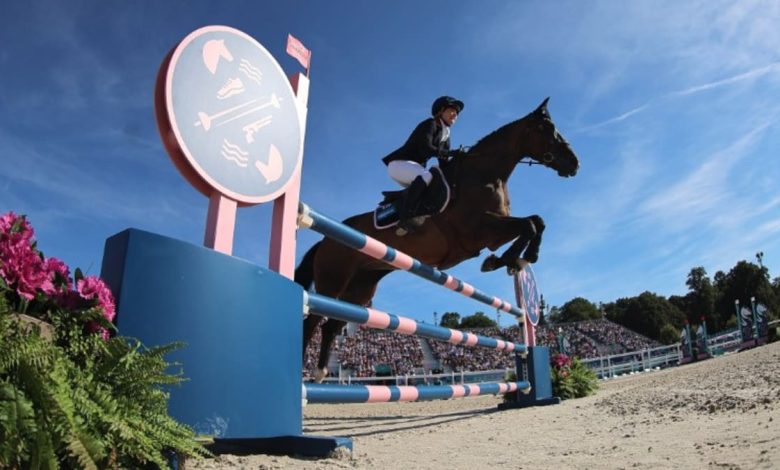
[0,212,34,241]
[43,257,72,295]
[1,211,48,299]
[551,353,571,369]
[77,276,116,323]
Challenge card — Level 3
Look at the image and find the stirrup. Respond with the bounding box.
[395,220,415,236]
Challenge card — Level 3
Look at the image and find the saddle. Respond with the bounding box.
[373,166,452,230]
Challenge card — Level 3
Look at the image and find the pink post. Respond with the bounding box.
[204,193,238,255]
[525,321,536,347]
[268,73,309,278]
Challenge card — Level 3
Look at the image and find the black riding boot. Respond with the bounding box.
[396,176,428,235]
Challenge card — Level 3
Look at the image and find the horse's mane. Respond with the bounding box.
[469,116,526,154]
[471,118,524,148]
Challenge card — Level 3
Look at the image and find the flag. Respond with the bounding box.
[286,33,311,71]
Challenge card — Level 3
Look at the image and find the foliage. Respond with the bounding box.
[0,211,208,469]
[714,261,778,330]
[658,323,680,345]
[685,267,717,325]
[550,258,778,349]
[459,311,497,329]
[603,291,685,342]
[439,312,460,328]
[549,353,598,400]
[557,297,601,323]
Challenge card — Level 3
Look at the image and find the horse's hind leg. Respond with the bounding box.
[480,213,545,274]
[315,318,346,381]
[303,314,322,358]
[314,269,392,382]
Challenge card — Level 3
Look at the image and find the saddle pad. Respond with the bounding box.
[373,166,451,230]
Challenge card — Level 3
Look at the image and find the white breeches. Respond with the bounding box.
[387,160,433,187]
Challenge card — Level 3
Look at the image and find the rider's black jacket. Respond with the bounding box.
[382,118,451,167]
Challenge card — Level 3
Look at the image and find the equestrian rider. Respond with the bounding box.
[382,96,464,234]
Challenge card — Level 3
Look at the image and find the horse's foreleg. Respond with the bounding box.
[520,215,545,264]
[315,318,346,382]
[479,213,545,274]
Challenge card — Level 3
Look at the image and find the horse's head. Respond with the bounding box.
[521,98,579,177]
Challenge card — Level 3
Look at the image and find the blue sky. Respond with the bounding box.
[2,1,778,327]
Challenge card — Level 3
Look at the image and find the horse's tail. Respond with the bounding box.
[294,241,321,290]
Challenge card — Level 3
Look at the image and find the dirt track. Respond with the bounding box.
[191,341,780,469]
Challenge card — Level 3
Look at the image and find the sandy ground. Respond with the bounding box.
[190,341,780,469]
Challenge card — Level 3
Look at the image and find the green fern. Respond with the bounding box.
[1,295,209,469]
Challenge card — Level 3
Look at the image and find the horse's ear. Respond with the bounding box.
[536,97,550,113]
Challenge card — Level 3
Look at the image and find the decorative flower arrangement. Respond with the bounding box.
[550,352,599,399]
[0,211,207,469]
[0,211,115,338]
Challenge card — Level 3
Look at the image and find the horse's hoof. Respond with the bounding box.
[480,254,502,272]
[506,259,530,275]
[314,367,328,383]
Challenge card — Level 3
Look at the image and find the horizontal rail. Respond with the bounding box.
[298,203,525,320]
[304,381,529,403]
[306,292,526,354]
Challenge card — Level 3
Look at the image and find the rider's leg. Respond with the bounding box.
[388,160,433,187]
[397,175,428,231]
[388,161,433,234]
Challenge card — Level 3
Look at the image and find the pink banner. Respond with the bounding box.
[286,33,311,70]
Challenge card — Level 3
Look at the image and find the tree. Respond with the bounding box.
[558,297,601,323]
[685,266,717,325]
[439,312,460,328]
[603,291,685,342]
[668,294,689,318]
[659,324,681,345]
[713,261,778,331]
[547,306,562,324]
[459,311,498,328]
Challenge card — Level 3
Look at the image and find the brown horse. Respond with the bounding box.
[296,98,579,379]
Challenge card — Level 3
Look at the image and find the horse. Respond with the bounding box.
[295,98,580,380]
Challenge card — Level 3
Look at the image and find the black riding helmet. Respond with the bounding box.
[431,96,464,116]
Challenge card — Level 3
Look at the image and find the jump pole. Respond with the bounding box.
[298,203,559,408]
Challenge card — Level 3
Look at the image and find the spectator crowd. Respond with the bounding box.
[303,318,660,379]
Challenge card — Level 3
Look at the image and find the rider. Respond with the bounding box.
[382,95,464,234]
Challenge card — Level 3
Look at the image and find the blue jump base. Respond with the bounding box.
[99,227,558,459]
[100,229,351,457]
[498,346,561,409]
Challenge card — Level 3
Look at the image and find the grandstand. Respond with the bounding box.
[304,318,661,379]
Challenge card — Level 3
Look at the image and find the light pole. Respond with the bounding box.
[756,251,764,269]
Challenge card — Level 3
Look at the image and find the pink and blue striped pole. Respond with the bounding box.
[298,203,525,321]
[304,381,529,403]
[306,292,526,353]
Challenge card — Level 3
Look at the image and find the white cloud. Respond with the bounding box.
[639,124,768,231]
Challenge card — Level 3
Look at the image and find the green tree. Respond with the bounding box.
[459,311,498,328]
[668,294,689,318]
[547,306,562,324]
[558,297,601,323]
[439,312,460,328]
[603,291,685,342]
[714,261,778,331]
[685,266,717,324]
[659,323,681,345]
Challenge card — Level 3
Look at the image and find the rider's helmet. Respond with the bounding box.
[431,96,464,116]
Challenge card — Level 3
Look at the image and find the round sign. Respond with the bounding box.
[516,265,541,325]
[155,26,303,204]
